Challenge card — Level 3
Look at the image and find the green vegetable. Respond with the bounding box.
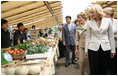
[27,44,49,54]
[12,42,34,50]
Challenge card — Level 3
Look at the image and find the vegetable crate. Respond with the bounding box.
[12,50,27,60]
[26,47,52,59]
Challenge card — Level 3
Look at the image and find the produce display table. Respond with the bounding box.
[1,39,59,75]
[40,40,59,75]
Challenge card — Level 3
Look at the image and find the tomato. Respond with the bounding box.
[19,51,21,54]
[21,51,23,53]
[7,51,10,53]
[16,51,20,54]
[14,48,18,51]
[10,50,14,54]
[13,51,17,54]
[15,51,18,54]
[10,51,13,54]
[22,50,24,52]
[13,52,16,54]
[19,49,23,52]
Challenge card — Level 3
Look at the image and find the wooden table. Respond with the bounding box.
[40,40,59,75]
[1,40,59,75]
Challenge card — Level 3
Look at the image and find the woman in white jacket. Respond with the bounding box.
[103,7,117,75]
[84,4,115,75]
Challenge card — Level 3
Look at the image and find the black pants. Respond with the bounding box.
[65,45,75,63]
[88,46,110,75]
[110,48,117,75]
[58,40,66,57]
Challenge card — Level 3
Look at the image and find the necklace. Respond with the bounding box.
[96,20,101,28]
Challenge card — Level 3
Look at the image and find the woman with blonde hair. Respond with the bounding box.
[103,7,117,75]
[84,4,115,75]
[75,12,90,75]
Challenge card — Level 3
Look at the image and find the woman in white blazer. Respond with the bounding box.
[103,7,117,75]
[84,4,115,75]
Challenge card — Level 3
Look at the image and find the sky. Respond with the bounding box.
[62,0,97,23]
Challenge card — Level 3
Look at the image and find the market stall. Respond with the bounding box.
[1,1,63,29]
[1,38,59,75]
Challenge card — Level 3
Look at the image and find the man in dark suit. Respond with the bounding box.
[62,16,76,67]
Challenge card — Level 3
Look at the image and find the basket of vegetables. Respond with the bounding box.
[6,48,27,60]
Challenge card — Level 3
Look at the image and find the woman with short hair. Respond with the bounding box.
[75,12,90,75]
